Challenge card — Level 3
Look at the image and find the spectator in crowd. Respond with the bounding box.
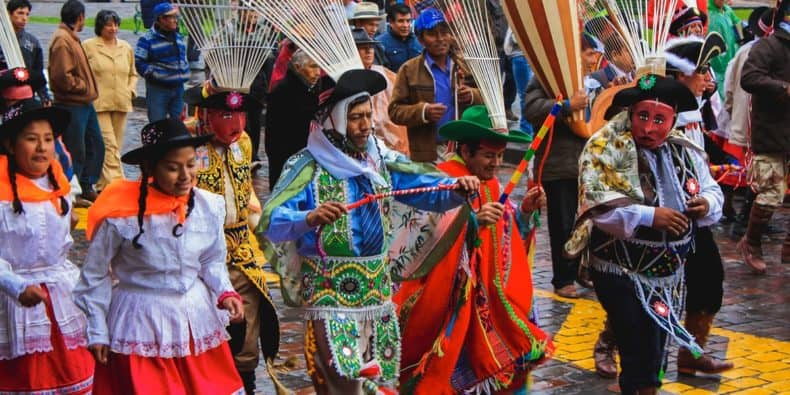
[669,6,708,37]
[504,27,534,135]
[135,2,189,122]
[389,7,481,162]
[48,0,102,203]
[83,10,138,192]
[523,65,589,299]
[5,0,50,105]
[353,28,409,155]
[738,0,790,273]
[376,3,422,72]
[264,50,332,190]
[349,2,390,68]
[344,0,358,19]
[708,0,742,96]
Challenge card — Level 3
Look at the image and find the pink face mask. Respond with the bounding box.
[629,100,676,150]
[205,109,245,145]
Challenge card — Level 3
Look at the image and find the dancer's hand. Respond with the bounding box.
[521,186,546,214]
[652,207,689,236]
[477,202,505,226]
[457,85,473,104]
[89,344,109,365]
[685,197,710,220]
[306,202,347,227]
[18,285,46,307]
[222,297,245,323]
[454,176,480,194]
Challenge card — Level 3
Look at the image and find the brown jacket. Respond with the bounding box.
[388,52,482,162]
[48,23,98,105]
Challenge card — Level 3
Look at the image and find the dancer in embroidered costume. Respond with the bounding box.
[184,83,283,394]
[393,105,554,394]
[0,99,94,394]
[74,118,245,394]
[664,32,733,376]
[257,69,480,394]
[565,74,722,395]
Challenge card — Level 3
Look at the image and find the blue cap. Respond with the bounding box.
[414,7,446,35]
[153,2,177,19]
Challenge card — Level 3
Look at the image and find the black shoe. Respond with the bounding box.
[239,370,256,395]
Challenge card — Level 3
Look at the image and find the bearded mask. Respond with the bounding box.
[629,100,676,150]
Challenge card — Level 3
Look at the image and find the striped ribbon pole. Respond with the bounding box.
[345,183,459,211]
[498,100,563,204]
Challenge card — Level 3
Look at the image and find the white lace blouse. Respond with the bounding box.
[73,188,236,358]
[0,179,88,360]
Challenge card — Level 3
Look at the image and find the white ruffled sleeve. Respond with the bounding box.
[197,195,234,298]
[73,220,122,346]
[0,256,30,300]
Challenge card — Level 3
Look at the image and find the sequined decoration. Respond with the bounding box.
[374,310,402,382]
[325,314,362,378]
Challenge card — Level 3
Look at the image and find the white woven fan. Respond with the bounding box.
[242,0,362,81]
[174,0,278,92]
[0,0,24,68]
[434,0,507,131]
[578,0,630,67]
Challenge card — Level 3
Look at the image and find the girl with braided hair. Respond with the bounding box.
[74,118,246,394]
[0,99,95,394]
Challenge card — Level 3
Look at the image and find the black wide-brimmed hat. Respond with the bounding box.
[669,6,708,36]
[352,27,379,46]
[611,74,698,113]
[183,86,252,112]
[0,98,70,139]
[748,7,774,37]
[121,118,213,165]
[665,32,726,76]
[320,69,387,108]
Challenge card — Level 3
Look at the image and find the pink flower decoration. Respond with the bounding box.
[652,301,669,318]
[226,92,243,110]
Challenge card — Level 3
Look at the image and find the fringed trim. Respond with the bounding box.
[265,357,295,395]
[590,258,685,287]
[303,302,394,322]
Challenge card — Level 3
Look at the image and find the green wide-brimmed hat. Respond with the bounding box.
[439,105,532,144]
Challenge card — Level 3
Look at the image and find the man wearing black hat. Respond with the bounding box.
[257,69,479,394]
[670,6,708,37]
[183,84,279,394]
[665,32,732,376]
[566,74,722,395]
[738,0,790,272]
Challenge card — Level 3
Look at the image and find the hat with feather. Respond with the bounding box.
[664,32,726,76]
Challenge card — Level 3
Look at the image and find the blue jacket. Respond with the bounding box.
[135,26,190,86]
[375,27,422,73]
[140,0,167,29]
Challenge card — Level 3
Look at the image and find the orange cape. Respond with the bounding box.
[395,158,554,394]
[0,155,70,213]
[86,179,189,240]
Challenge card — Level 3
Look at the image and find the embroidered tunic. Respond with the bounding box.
[74,189,236,357]
[0,178,88,360]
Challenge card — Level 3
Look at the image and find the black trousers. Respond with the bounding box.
[245,101,264,162]
[684,226,724,314]
[593,270,667,394]
[543,179,579,288]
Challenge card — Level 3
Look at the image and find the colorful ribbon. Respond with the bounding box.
[498,100,563,204]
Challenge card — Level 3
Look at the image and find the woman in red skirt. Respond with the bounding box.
[0,99,94,394]
[74,118,245,395]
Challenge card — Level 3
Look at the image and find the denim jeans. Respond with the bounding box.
[58,103,104,190]
[145,80,185,122]
[511,55,534,135]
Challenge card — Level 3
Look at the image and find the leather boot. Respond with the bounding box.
[239,370,256,395]
[594,320,618,378]
[737,204,773,274]
[677,312,734,375]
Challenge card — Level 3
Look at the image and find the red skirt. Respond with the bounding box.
[93,342,244,395]
[0,285,94,394]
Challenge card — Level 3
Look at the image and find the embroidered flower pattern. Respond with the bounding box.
[141,124,165,146]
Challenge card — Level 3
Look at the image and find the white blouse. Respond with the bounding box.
[0,181,88,360]
[73,188,236,358]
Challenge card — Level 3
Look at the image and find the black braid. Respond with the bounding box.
[46,166,70,216]
[132,167,149,249]
[171,188,196,237]
[7,157,24,214]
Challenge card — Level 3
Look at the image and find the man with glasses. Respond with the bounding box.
[135,2,189,122]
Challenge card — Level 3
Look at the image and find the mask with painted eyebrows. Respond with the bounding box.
[629,100,676,150]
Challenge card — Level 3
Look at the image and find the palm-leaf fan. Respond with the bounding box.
[243,0,362,81]
[578,0,630,71]
[586,0,680,133]
[501,0,590,138]
[174,0,278,92]
[433,0,506,131]
[0,0,23,69]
